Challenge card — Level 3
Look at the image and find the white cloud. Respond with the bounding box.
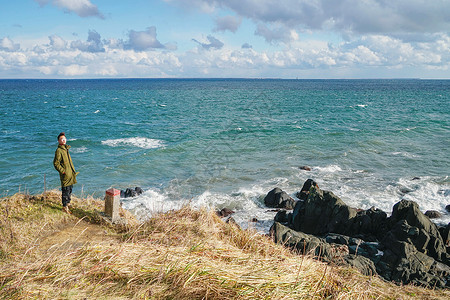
[167,1,450,37]
[71,30,105,52]
[192,35,224,50]
[213,15,242,33]
[0,37,20,52]
[1,30,449,78]
[35,0,104,19]
[125,27,165,51]
[255,23,298,44]
[59,64,88,76]
[49,35,67,51]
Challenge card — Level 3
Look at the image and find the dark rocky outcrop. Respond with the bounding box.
[120,187,144,198]
[274,209,289,223]
[388,199,447,262]
[295,179,318,200]
[438,223,450,247]
[269,179,450,289]
[263,188,296,209]
[299,166,312,171]
[216,208,235,217]
[446,204,450,213]
[291,186,389,239]
[425,210,443,219]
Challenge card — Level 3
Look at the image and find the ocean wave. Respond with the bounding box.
[315,165,343,173]
[391,151,419,158]
[71,146,87,153]
[102,137,165,149]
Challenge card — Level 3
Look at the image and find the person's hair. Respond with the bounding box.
[57,132,65,140]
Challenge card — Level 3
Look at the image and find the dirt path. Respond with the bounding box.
[37,219,120,254]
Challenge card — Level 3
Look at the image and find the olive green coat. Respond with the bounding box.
[53,144,78,187]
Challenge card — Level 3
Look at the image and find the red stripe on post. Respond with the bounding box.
[106,188,120,196]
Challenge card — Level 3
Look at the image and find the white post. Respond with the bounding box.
[105,188,120,222]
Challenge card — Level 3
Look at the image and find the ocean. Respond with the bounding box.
[1,79,449,231]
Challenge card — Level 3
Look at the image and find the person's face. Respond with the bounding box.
[58,135,66,145]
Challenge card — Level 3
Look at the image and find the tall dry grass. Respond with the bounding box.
[1,192,449,299]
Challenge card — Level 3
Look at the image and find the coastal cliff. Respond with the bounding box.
[1,191,449,299]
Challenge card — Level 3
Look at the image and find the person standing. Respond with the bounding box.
[53,132,79,213]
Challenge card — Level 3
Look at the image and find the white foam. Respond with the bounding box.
[94,110,100,114]
[315,165,342,173]
[102,137,165,149]
[72,146,87,153]
[121,188,180,219]
[391,152,419,158]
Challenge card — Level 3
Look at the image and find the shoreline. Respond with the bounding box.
[1,190,449,298]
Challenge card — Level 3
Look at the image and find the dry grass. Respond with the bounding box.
[0,192,449,299]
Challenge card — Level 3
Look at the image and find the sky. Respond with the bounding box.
[0,0,449,79]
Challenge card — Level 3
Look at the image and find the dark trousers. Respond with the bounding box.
[62,185,73,207]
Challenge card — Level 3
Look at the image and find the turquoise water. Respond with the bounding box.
[1,79,449,230]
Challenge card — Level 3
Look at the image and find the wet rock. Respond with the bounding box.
[292,185,357,236]
[425,210,443,219]
[295,179,318,200]
[121,187,144,198]
[263,188,296,209]
[399,187,413,194]
[217,208,235,217]
[299,166,312,171]
[125,188,137,198]
[446,204,450,213]
[389,199,447,262]
[250,218,258,222]
[274,210,289,223]
[412,177,421,180]
[135,187,144,195]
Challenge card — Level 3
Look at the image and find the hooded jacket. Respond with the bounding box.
[53,144,78,187]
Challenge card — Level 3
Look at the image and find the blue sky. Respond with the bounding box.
[1,0,449,78]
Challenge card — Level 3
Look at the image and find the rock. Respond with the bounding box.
[274,210,288,223]
[292,186,357,236]
[338,255,377,276]
[438,223,450,247]
[380,246,450,288]
[446,204,450,213]
[270,222,348,261]
[398,186,414,194]
[263,188,296,209]
[217,208,235,217]
[120,187,144,198]
[389,199,447,262]
[325,234,350,245]
[135,187,144,195]
[347,206,389,241]
[299,166,312,171]
[295,179,318,200]
[425,210,443,219]
[125,188,137,198]
[250,218,258,222]
[412,177,421,180]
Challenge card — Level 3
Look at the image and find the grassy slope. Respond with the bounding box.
[0,192,449,299]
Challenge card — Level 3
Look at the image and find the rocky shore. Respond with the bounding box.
[266,179,450,288]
